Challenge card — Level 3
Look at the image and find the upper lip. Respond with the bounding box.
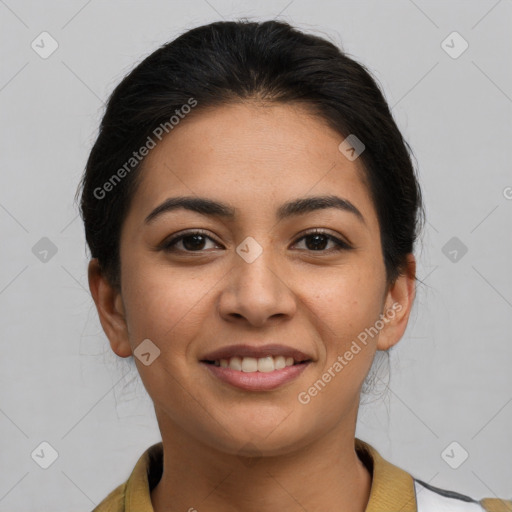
[200,344,313,362]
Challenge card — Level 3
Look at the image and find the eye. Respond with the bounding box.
[160,229,221,253]
[292,229,352,252]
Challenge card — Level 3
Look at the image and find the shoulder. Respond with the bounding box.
[91,482,126,512]
[415,479,512,512]
[89,442,163,512]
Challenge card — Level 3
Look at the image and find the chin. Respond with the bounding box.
[202,412,313,457]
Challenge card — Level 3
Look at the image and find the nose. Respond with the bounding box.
[217,243,297,327]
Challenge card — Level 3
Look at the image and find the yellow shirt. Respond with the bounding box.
[92,438,512,512]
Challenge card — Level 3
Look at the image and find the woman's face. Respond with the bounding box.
[92,101,414,456]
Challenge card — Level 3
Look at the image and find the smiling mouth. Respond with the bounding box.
[201,355,312,373]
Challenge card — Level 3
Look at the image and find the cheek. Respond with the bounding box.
[304,266,384,345]
[296,273,381,416]
[119,260,215,402]
[120,255,212,354]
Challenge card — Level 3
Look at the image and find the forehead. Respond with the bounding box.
[127,101,378,229]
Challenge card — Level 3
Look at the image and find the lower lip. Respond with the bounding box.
[201,362,310,391]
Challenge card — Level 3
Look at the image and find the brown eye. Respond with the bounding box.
[293,230,352,252]
[161,230,221,253]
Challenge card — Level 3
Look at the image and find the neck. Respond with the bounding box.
[150,417,372,512]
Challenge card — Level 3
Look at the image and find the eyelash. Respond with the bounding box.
[160,228,352,254]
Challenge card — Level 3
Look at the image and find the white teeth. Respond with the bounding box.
[229,356,242,371]
[215,355,300,372]
[241,357,258,372]
[257,356,274,373]
[274,356,286,370]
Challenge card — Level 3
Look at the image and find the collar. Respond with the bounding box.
[355,438,417,512]
[121,438,417,512]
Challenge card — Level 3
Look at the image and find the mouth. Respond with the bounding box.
[199,344,313,391]
[201,355,311,372]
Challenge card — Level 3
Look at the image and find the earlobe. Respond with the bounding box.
[87,259,132,358]
[376,254,416,351]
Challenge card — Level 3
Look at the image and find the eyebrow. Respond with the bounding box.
[144,195,366,226]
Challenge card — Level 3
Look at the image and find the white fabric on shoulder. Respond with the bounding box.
[415,480,485,512]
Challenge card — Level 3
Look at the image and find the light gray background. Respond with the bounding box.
[1,1,511,510]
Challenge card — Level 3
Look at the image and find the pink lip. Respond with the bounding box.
[201,361,311,391]
[200,343,312,362]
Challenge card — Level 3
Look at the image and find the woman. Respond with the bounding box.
[77,19,511,512]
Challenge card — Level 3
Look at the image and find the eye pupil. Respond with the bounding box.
[306,234,328,251]
[183,234,206,251]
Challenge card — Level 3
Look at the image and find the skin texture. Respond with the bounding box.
[88,101,416,512]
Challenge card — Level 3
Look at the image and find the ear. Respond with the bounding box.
[88,259,132,358]
[376,253,416,351]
